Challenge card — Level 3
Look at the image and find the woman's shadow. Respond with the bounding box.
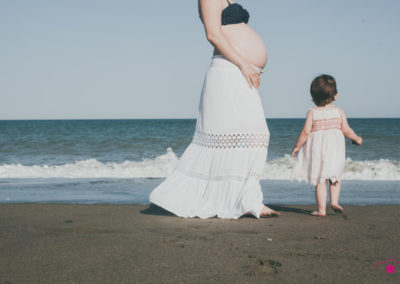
[140,204,175,216]
[140,204,313,217]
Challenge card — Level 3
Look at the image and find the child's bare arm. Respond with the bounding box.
[339,108,362,145]
[291,110,313,157]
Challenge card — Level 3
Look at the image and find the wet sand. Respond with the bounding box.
[0,204,399,283]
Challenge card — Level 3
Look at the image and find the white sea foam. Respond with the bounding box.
[261,155,400,181]
[1,148,399,180]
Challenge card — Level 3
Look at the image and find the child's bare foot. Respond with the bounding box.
[310,211,326,217]
[331,204,344,213]
[260,205,280,218]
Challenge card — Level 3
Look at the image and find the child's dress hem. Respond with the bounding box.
[290,175,341,186]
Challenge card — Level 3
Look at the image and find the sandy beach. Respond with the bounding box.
[0,204,399,283]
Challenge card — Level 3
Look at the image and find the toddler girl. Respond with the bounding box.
[291,74,362,216]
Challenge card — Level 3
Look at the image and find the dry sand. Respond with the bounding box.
[1,204,399,283]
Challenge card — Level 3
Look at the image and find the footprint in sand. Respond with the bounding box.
[246,255,282,276]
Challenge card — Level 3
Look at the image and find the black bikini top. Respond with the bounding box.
[221,0,249,25]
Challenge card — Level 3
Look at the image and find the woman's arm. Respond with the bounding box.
[198,0,260,89]
[338,108,362,145]
[291,110,313,157]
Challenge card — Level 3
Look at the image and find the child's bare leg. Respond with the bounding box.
[311,180,327,216]
[329,180,344,213]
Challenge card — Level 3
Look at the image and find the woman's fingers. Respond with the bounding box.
[251,73,260,89]
[246,77,253,88]
[241,64,261,89]
[250,76,255,89]
[250,76,259,89]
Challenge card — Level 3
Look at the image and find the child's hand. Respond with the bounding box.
[351,136,363,146]
[291,146,300,158]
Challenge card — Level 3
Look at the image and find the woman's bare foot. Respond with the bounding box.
[260,205,280,218]
[330,204,344,213]
[310,211,326,217]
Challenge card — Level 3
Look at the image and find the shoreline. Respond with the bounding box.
[1,204,399,283]
[2,180,400,206]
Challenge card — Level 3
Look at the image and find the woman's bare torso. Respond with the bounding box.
[198,0,268,69]
[214,22,268,69]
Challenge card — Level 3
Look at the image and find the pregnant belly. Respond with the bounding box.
[216,23,268,69]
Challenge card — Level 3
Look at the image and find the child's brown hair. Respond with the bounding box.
[310,74,337,106]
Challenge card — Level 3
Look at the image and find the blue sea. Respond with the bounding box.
[0,119,399,204]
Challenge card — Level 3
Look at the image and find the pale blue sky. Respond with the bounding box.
[1,0,399,119]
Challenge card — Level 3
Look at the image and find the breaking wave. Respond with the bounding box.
[1,148,399,180]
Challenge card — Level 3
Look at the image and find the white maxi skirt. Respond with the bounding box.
[149,55,270,219]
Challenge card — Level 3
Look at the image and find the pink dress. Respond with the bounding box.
[292,106,345,185]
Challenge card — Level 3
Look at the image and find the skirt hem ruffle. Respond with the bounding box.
[149,200,263,220]
[149,169,265,219]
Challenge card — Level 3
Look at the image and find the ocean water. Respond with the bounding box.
[0,119,399,204]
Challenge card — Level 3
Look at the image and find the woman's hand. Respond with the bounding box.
[291,145,300,158]
[240,63,262,89]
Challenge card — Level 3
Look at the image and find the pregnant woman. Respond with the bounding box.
[149,0,279,219]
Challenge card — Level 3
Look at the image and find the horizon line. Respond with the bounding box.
[1,116,399,121]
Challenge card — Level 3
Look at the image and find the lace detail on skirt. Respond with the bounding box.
[192,130,269,149]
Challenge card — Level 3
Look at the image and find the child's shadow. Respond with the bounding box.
[268,205,313,215]
[269,205,347,218]
[240,205,313,218]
